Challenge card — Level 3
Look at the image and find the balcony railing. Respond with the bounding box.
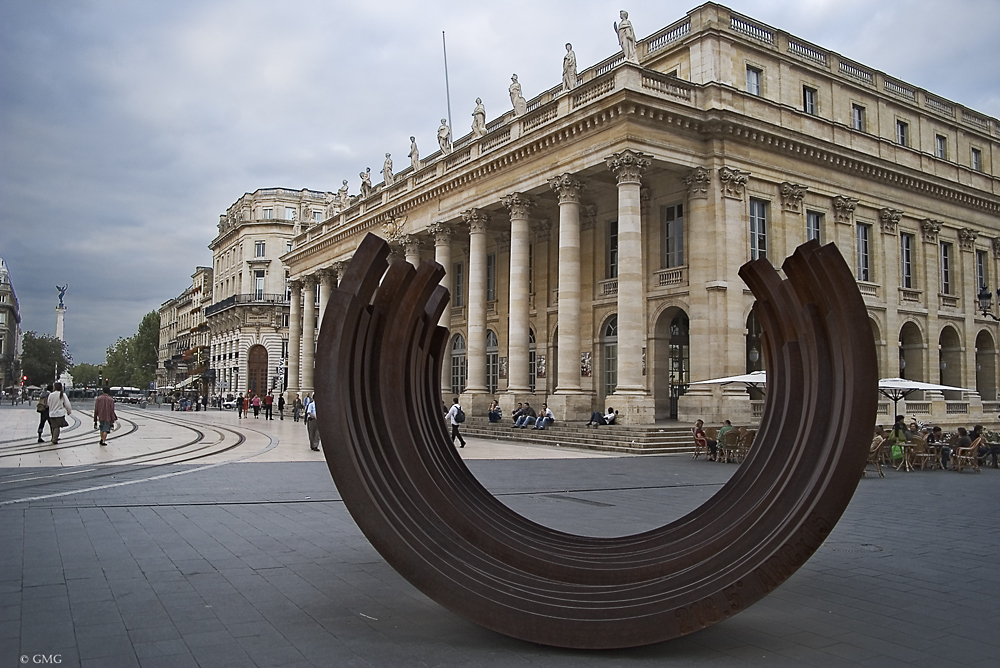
[205,293,289,317]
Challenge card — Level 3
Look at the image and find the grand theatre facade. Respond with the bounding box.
[282,3,1000,426]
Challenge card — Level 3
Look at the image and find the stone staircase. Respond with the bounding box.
[459,416,695,455]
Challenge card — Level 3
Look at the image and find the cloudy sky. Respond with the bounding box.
[2,0,998,364]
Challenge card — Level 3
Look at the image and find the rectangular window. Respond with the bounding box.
[486,253,496,301]
[806,211,822,243]
[262,208,272,219]
[976,249,988,291]
[940,242,952,294]
[254,270,265,300]
[0,312,5,324]
[255,241,265,258]
[286,241,293,254]
[661,204,684,268]
[453,262,464,307]
[972,147,983,172]
[314,282,320,306]
[281,313,290,328]
[746,66,762,96]
[313,211,322,222]
[896,120,908,146]
[281,340,289,359]
[935,135,948,160]
[856,223,871,281]
[285,207,295,221]
[852,104,866,132]
[607,221,619,279]
[284,272,291,300]
[749,199,767,260]
[803,86,817,115]
[900,233,914,289]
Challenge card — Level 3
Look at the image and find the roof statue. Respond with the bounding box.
[509,75,526,116]
[471,98,487,138]
[382,153,394,186]
[615,10,638,63]
[437,119,452,154]
[562,43,577,92]
[408,136,420,170]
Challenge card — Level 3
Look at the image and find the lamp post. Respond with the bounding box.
[978,287,1000,322]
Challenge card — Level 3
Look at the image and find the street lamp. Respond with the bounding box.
[978,287,1000,321]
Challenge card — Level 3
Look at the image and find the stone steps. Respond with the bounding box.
[459,417,695,455]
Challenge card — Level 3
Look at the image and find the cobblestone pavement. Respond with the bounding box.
[1,402,998,667]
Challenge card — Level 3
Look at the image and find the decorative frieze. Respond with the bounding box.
[382,215,405,242]
[531,218,552,242]
[718,166,749,200]
[683,167,710,199]
[605,149,650,185]
[580,204,598,231]
[878,208,903,234]
[920,219,942,243]
[500,192,535,219]
[548,173,585,203]
[462,208,490,234]
[779,182,808,213]
[832,195,858,224]
[958,228,978,251]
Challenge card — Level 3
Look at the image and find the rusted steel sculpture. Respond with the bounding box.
[315,234,876,649]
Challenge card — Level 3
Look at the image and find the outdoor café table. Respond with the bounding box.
[895,442,916,472]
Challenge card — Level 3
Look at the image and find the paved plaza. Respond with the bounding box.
[1,402,998,667]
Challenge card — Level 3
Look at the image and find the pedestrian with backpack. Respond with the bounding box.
[446,397,466,448]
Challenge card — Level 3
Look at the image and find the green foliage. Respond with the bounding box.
[21,331,72,386]
[102,311,160,388]
[70,363,102,387]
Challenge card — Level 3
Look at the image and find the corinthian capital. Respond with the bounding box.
[429,222,452,245]
[683,167,710,199]
[500,192,535,219]
[878,208,902,234]
[548,173,584,204]
[605,149,650,185]
[399,233,423,256]
[461,208,490,234]
[288,279,303,292]
[779,182,808,213]
[718,166,749,200]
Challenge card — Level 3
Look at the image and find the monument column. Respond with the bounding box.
[402,234,422,268]
[431,223,453,395]
[287,279,302,398]
[501,193,534,404]
[606,149,654,423]
[462,209,490,406]
[548,174,589,420]
[300,275,317,395]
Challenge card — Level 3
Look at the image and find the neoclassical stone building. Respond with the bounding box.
[205,187,333,396]
[281,3,1000,425]
[0,258,21,391]
[156,266,212,395]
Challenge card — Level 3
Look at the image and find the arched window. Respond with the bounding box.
[451,334,467,396]
[486,330,499,395]
[602,316,618,398]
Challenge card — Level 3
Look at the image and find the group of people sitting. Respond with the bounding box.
[692,419,745,461]
[483,401,619,430]
[882,416,999,469]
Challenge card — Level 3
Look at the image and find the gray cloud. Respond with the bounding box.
[2,0,997,363]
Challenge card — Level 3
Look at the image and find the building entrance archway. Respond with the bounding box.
[247,345,268,395]
[976,330,996,402]
[653,307,689,420]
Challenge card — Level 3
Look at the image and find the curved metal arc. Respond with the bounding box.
[316,234,876,649]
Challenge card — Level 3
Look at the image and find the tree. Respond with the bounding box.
[103,337,133,387]
[21,332,72,386]
[70,363,102,387]
[100,311,160,388]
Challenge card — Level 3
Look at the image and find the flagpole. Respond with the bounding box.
[442,31,453,134]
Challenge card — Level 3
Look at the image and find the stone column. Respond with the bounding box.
[300,275,317,396]
[402,234,422,268]
[287,279,302,398]
[317,269,333,333]
[548,174,590,420]
[431,223,452,395]
[606,150,654,423]
[462,209,489,403]
[501,193,534,402]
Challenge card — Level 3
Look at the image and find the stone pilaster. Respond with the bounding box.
[300,275,316,396]
[501,193,534,398]
[430,223,452,395]
[287,279,302,398]
[461,209,490,407]
[606,149,655,424]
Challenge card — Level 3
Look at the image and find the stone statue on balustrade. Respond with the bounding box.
[359,168,373,199]
[562,43,577,92]
[437,119,452,154]
[382,153,394,186]
[408,136,421,170]
[338,179,349,208]
[615,10,638,63]
[471,98,487,138]
[509,74,527,116]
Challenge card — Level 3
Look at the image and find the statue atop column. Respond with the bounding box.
[408,136,421,170]
[562,43,578,92]
[471,98,487,138]
[382,153,394,186]
[615,10,638,63]
[437,119,453,154]
[509,74,527,116]
[56,284,67,308]
[359,168,373,198]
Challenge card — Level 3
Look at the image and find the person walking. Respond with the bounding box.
[305,397,320,451]
[252,393,261,418]
[446,397,466,448]
[237,393,244,419]
[293,393,303,422]
[46,382,72,444]
[35,384,52,443]
[94,386,117,446]
[264,391,274,420]
[277,393,285,420]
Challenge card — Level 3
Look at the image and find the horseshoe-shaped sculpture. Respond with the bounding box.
[315,234,876,649]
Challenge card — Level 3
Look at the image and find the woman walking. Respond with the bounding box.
[252,393,261,418]
[46,382,72,444]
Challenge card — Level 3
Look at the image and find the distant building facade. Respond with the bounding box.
[156,266,213,396]
[278,3,1000,425]
[0,258,21,390]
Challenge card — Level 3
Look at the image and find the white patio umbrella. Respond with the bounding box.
[877,378,970,419]
[690,370,768,394]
